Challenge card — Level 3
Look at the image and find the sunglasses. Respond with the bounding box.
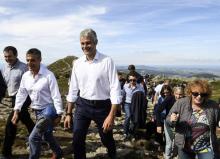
[191,92,208,98]
[129,79,136,82]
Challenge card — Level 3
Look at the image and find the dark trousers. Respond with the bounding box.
[2,96,35,156]
[72,97,116,159]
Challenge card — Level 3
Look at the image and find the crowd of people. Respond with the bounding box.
[0,28,220,159]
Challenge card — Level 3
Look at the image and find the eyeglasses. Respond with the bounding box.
[191,92,208,98]
[129,79,136,82]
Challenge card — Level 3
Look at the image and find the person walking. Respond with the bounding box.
[11,48,63,159]
[122,72,145,139]
[166,79,220,159]
[64,28,121,159]
[1,46,35,158]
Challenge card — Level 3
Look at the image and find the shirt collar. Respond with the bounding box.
[83,51,100,62]
[38,64,45,75]
[28,64,45,76]
[7,58,19,69]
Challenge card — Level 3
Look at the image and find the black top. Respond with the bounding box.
[0,71,7,101]
[156,95,176,126]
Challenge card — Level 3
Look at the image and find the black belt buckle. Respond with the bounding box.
[89,100,97,105]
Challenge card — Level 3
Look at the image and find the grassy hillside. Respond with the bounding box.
[210,80,220,102]
[48,56,220,104]
[48,56,78,96]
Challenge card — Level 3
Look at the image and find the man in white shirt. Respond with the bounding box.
[64,28,121,159]
[11,48,63,159]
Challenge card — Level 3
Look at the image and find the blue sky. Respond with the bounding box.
[0,0,220,66]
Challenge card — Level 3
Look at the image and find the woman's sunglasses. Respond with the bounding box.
[191,92,208,98]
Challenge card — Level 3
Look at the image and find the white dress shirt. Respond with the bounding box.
[66,51,121,104]
[14,64,63,114]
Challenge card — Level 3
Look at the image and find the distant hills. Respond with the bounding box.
[48,56,220,96]
[117,65,220,79]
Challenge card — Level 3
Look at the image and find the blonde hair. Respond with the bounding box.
[186,79,212,99]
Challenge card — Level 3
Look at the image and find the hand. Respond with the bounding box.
[157,126,162,134]
[170,112,179,123]
[11,111,19,125]
[64,115,72,130]
[102,114,114,133]
[53,116,61,126]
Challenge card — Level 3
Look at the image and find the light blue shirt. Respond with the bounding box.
[2,59,27,96]
[122,83,145,104]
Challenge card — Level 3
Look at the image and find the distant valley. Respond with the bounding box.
[117,65,220,79]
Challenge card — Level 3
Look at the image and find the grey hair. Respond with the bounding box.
[80,28,98,45]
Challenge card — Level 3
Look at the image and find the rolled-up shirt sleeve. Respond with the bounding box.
[66,62,79,103]
[14,76,28,111]
[108,58,122,105]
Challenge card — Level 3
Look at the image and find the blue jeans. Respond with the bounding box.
[178,148,214,159]
[164,122,176,159]
[29,104,62,159]
[124,103,131,135]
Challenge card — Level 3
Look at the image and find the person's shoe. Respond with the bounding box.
[108,153,117,159]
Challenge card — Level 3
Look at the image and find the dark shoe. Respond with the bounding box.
[108,153,117,159]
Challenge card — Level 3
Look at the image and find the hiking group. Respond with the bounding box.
[0,28,220,159]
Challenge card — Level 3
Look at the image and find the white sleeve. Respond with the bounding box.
[66,62,79,103]
[48,73,63,115]
[14,76,28,111]
[108,58,122,104]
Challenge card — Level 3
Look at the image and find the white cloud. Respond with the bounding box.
[0,6,13,15]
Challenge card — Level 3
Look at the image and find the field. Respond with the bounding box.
[211,80,220,103]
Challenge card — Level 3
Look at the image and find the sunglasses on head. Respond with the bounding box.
[191,92,208,98]
[129,79,136,82]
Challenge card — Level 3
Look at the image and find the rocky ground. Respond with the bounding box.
[0,98,219,159]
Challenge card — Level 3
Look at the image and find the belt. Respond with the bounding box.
[124,102,131,104]
[80,97,110,105]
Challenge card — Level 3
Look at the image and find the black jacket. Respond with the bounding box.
[156,95,176,126]
[130,91,147,129]
[0,71,7,101]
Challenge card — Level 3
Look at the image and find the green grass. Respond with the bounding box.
[210,80,220,103]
